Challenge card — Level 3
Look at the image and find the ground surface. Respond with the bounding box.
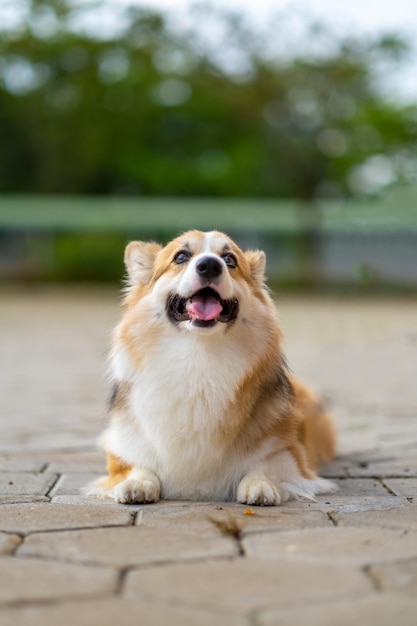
[0,287,416,625]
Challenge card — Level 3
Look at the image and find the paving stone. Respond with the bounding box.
[347,449,417,465]
[283,495,407,514]
[337,429,379,454]
[281,477,400,513]
[0,598,246,626]
[239,509,332,535]
[378,424,417,447]
[45,452,106,473]
[0,533,21,555]
[0,496,49,504]
[331,478,390,496]
[0,556,116,605]
[48,472,102,497]
[333,505,417,531]
[135,501,332,535]
[124,558,372,613]
[348,458,417,478]
[136,501,228,536]
[18,525,238,566]
[369,558,417,594]
[383,478,417,497]
[2,292,417,623]
[317,459,350,478]
[257,593,417,626]
[0,457,46,472]
[50,494,133,506]
[242,527,417,565]
[0,502,133,533]
[0,472,57,499]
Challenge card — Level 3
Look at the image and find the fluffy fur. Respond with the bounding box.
[88,230,336,506]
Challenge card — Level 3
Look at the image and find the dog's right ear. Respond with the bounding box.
[124,241,162,285]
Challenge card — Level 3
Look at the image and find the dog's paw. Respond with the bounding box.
[237,475,280,506]
[113,477,160,504]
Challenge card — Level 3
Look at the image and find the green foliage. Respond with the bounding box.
[1,0,416,199]
[52,232,125,281]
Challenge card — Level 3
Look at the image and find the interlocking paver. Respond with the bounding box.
[45,452,107,473]
[316,458,351,477]
[0,556,117,605]
[256,593,417,626]
[50,494,129,506]
[331,477,392,496]
[243,527,417,565]
[135,501,332,535]
[124,558,372,613]
[333,504,417,530]
[48,472,103,497]
[348,457,417,477]
[383,477,417,497]
[1,289,417,624]
[0,502,133,533]
[284,493,405,514]
[18,525,238,566]
[0,495,49,504]
[0,472,57,500]
[0,457,46,472]
[0,598,247,626]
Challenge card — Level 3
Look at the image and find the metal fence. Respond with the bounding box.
[1,193,416,289]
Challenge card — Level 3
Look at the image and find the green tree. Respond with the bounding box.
[0,0,416,198]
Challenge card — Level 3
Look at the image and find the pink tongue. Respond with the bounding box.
[187,295,222,321]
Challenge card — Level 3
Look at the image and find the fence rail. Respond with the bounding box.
[0,193,416,233]
[1,193,417,288]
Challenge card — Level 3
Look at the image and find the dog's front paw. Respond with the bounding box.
[237,475,280,506]
[113,475,160,504]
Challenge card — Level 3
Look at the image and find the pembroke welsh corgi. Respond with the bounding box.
[89,230,336,505]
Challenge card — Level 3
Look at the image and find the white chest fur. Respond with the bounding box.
[106,332,254,499]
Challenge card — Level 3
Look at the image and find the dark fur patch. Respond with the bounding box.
[108,383,119,410]
[108,382,131,413]
[264,360,294,401]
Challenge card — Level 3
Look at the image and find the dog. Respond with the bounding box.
[89,230,336,505]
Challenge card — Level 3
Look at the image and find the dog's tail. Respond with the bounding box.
[291,378,336,470]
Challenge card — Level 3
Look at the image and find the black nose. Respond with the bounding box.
[196,256,223,281]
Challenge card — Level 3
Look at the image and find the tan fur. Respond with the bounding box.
[96,453,131,491]
[93,230,336,505]
[292,378,336,469]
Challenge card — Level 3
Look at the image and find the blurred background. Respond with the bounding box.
[0,0,417,288]
[1,0,417,457]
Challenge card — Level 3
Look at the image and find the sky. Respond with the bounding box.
[112,0,417,99]
[2,0,417,99]
[135,0,417,35]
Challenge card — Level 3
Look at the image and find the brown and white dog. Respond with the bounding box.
[89,230,336,505]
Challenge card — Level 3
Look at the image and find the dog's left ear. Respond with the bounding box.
[124,241,162,285]
[245,250,266,284]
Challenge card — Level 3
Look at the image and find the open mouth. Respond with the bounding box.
[167,287,239,328]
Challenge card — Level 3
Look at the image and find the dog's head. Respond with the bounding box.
[124,230,268,335]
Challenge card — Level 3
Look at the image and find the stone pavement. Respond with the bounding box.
[1,287,417,625]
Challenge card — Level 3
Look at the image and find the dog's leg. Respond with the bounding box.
[113,467,161,504]
[236,444,332,506]
[236,443,298,506]
[237,473,281,506]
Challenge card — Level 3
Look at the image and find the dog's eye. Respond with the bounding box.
[173,250,191,264]
[222,253,237,268]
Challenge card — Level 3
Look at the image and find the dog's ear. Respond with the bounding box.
[245,250,266,284]
[124,241,162,285]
